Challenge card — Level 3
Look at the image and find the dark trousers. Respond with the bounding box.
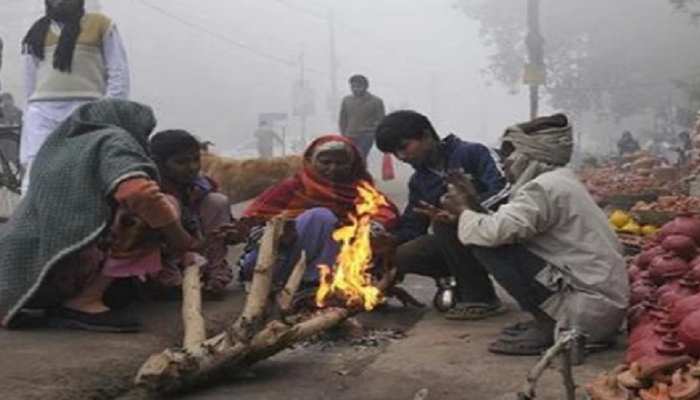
[395,223,553,310]
[471,245,553,313]
[347,135,374,160]
[395,223,497,303]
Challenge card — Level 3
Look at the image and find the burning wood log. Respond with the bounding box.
[134,202,399,395]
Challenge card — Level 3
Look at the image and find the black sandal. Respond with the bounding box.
[47,307,141,333]
[500,320,537,336]
[488,325,554,356]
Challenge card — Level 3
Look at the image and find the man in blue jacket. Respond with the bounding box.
[375,110,510,320]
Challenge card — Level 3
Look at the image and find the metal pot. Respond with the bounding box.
[433,277,457,312]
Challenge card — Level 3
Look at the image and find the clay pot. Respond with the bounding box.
[661,215,700,243]
[679,310,700,357]
[669,370,700,400]
[585,368,634,400]
[637,246,670,269]
[626,333,660,364]
[650,255,690,284]
[655,333,687,357]
[671,292,700,324]
[662,235,698,260]
[639,383,671,400]
[687,261,700,281]
[689,255,700,269]
[657,280,682,299]
[629,264,642,284]
[653,318,680,337]
[631,280,657,306]
[658,277,700,308]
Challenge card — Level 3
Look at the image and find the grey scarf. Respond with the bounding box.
[503,124,573,194]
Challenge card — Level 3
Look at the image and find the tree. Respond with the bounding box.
[459,0,700,125]
[670,0,700,19]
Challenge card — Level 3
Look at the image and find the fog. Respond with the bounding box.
[1,0,534,154]
[2,0,696,157]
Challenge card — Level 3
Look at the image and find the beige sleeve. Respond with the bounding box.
[457,181,553,247]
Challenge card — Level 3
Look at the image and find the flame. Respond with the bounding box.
[315,181,389,311]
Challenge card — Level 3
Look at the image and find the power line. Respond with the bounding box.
[269,0,437,75]
[135,0,330,77]
[272,0,327,21]
[135,0,296,67]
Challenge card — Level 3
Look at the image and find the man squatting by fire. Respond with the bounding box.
[380,112,629,355]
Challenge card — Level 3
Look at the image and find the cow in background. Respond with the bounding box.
[201,152,302,205]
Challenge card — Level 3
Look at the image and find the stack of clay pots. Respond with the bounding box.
[587,215,700,400]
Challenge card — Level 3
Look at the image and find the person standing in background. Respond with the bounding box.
[20,0,130,193]
[617,130,640,156]
[339,74,385,160]
[254,120,283,159]
[0,94,23,126]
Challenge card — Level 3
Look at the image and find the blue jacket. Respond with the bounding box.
[394,134,510,243]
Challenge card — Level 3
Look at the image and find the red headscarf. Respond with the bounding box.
[244,135,398,228]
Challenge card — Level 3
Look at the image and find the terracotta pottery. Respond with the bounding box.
[662,235,698,260]
[679,310,700,357]
[689,255,700,269]
[661,215,700,243]
[650,255,690,284]
[631,280,657,306]
[638,246,670,269]
[629,264,642,284]
[639,382,671,400]
[672,293,700,324]
[626,334,660,364]
[585,368,634,400]
[669,370,700,400]
[630,333,687,370]
[658,277,700,309]
[687,262,700,281]
[628,302,649,330]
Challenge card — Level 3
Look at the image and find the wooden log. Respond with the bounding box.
[277,251,307,314]
[182,254,207,348]
[515,331,579,400]
[133,223,399,395]
[231,218,284,341]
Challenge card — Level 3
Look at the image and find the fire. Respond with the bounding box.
[315,181,388,311]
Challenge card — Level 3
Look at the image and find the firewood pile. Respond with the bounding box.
[129,218,398,395]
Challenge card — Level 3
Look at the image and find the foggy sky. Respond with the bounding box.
[0,0,533,154]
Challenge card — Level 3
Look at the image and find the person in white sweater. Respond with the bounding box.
[20,0,130,193]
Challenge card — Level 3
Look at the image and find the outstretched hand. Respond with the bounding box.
[414,200,458,225]
[371,230,399,256]
[442,171,484,214]
[209,217,263,245]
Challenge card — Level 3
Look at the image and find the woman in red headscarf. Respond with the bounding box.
[240,134,398,286]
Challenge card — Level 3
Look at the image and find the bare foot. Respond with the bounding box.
[62,299,109,314]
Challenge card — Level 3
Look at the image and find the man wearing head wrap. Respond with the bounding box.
[20,0,130,193]
[439,114,629,355]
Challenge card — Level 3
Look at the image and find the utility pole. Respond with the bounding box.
[525,0,545,119]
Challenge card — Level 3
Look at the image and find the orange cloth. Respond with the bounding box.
[113,178,179,229]
[244,135,399,229]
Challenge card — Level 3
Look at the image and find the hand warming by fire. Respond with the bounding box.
[315,181,389,311]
